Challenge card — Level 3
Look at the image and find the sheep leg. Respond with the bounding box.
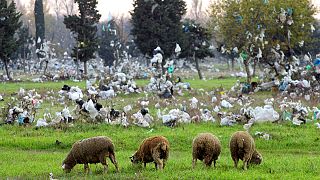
[213,160,217,168]
[99,154,109,173]
[103,164,109,173]
[102,159,109,173]
[232,157,239,169]
[155,159,163,170]
[84,164,90,174]
[152,151,163,170]
[109,153,119,172]
[153,157,163,170]
[204,156,213,167]
[243,153,251,170]
[163,158,167,169]
[243,161,248,171]
[192,158,197,169]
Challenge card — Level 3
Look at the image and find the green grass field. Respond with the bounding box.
[1,123,320,179]
[0,78,320,179]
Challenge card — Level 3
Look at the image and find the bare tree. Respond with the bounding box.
[114,14,130,44]
[191,0,202,21]
[54,0,61,18]
[61,0,76,15]
[189,0,210,25]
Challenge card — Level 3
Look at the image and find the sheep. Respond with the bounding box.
[192,133,221,168]
[229,131,262,170]
[62,136,119,173]
[130,136,170,170]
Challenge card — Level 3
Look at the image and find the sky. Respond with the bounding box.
[20,0,320,20]
[20,0,212,20]
[96,0,211,20]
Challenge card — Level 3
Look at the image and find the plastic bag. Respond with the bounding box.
[253,105,279,123]
[221,100,233,108]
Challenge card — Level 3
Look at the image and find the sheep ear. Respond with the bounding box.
[62,164,65,169]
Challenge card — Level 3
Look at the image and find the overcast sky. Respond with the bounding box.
[95,0,212,20]
[19,0,212,20]
[19,0,320,20]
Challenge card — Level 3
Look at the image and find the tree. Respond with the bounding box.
[0,0,22,80]
[189,0,208,24]
[16,26,32,73]
[190,0,202,21]
[131,0,186,68]
[305,20,320,55]
[34,0,45,49]
[180,19,213,79]
[64,0,101,78]
[209,0,316,83]
[98,19,121,67]
[60,0,76,16]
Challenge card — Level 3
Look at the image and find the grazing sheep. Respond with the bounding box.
[229,131,262,170]
[130,136,170,170]
[62,136,119,173]
[192,133,221,168]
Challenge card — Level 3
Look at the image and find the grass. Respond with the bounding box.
[0,80,86,95]
[0,78,320,179]
[0,77,243,95]
[0,123,320,179]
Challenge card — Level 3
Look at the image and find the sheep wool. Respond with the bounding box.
[229,131,262,170]
[131,136,170,170]
[192,133,221,168]
[62,136,119,173]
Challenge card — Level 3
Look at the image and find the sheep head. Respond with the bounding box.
[61,163,72,173]
[61,158,76,173]
[250,150,262,165]
[130,152,141,164]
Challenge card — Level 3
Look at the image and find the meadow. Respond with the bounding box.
[0,78,320,179]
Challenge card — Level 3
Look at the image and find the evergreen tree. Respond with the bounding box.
[34,0,45,49]
[64,0,101,77]
[17,26,32,59]
[0,0,22,80]
[99,19,122,67]
[14,26,32,72]
[180,19,213,79]
[131,0,186,67]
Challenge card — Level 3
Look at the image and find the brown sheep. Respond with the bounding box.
[62,136,119,173]
[192,133,221,168]
[130,136,170,170]
[229,131,262,170]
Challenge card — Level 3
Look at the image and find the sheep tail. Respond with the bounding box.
[237,138,245,149]
[108,144,115,153]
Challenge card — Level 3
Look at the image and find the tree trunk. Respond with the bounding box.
[252,58,257,77]
[23,45,26,73]
[194,51,203,80]
[244,60,251,83]
[38,58,43,74]
[76,59,80,80]
[161,59,165,75]
[3,59,11,80]
[43,60,48,75]
[115,49,119,68]
[84,61,87,79]
[231,57,235,71]
[23,58,26,73]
